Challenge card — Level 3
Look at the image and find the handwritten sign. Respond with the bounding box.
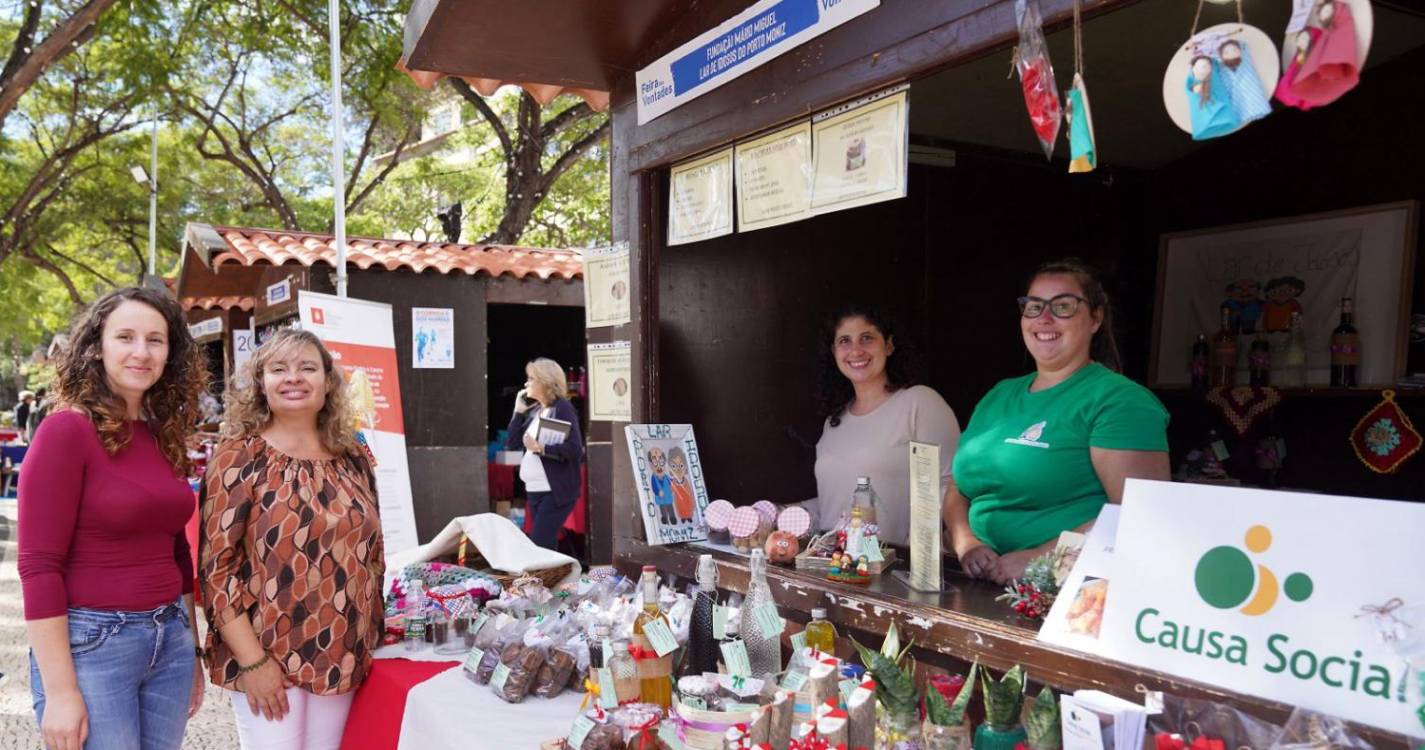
[644,619,680,657]
[754,603,785,639]
[722,640,752,676]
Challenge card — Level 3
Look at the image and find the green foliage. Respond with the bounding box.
[851,636,919,717]
[1024,687,1061,750]
[925,663,977,727]
[979,665,1028,729]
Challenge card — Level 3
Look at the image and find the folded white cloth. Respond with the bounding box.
[387,513,581,586]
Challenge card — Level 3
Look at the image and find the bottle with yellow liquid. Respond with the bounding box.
[803,607,837,655]
[632,565,673,709]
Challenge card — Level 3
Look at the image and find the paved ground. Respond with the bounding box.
[0,500,240,749]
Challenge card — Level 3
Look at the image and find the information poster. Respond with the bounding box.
[907,441,942,593]
[1039,504,1119,654]
[624,424,710,545]
[298,291,420,558]
[735,121,813,232]
[668,148,734,246]
[1096,480,1425,738]
[810,89,908,214]
[583,242,632,328]
[412,307,454,369]
[232,323,256,384]
[588,340,632,422]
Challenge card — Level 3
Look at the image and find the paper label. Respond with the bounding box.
[490,662,512,692]
[838,678,859,702]
[568,715,597,749]
[657,722,687,750]
[1210,440,1229,460]
[789,630,807,667]
[753,603,785,639]
[722,639,752,676]
[602,638,613,665]
[683,695,707,710]
[713,604,730,640]
[597,667,618,710]
[462,647,485,674]
[644,619,680,657]
[1060,696,1106,750]
[781,670,809,691]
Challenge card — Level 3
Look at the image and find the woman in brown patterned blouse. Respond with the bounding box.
[199,329,384,750]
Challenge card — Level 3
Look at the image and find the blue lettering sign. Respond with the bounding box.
[669,0,819,94]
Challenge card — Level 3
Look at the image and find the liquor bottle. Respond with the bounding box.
[1330,297,1360,387]
[632,565,673,708]
[682,554,721,677]
[1190,333,1209,393]
[1212,307,1238,387]
[1278,312,1307,387]
[850,476,880,526]
[1248,331,1271,386]
[803,607,837,655]
[740,549,783,679]
[589,622,609,686]
[608,640,639,705]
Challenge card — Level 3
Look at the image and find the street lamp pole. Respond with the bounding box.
[147,113,158,277]
[328,0,348,297]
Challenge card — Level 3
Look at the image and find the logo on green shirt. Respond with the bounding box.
[1004,420,1050,448]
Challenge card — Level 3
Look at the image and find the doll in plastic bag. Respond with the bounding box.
[1013,0,1062,159]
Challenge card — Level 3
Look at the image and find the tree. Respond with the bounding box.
[0,0,122,132]
[449,81,610,245]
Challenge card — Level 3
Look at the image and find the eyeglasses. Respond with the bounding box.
[1017,294,1088,319]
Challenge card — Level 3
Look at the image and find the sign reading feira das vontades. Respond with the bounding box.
[1099,480,1425,738]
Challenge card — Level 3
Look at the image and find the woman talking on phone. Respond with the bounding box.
[506,358,584,550]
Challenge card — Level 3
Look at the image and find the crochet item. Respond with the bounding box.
[1349,390,1422,474]
[1205,385,1282,437]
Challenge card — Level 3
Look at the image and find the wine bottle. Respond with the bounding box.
[1190,333,1209,392]
[1212,307,1238,387]
[682,554,720,677]
[1248,331,1271,386]
[1279,312,1307,387]
[740,549,783,679]
[632,565,673,708]
[1330,297,1359,387]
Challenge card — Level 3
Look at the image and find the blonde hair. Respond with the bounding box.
[526,358,567,403]
[221,328,361,456]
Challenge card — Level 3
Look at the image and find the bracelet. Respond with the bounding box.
[236,653,270,676]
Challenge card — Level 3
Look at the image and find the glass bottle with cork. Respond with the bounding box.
[632,565,673,708]
[608,640,639,705]
[803,608,837,655]
[1249,331,1272,386]
[1190,333,1209,392]
[850,476,880,526]
[1330,297,1360,387]
[683,554,721,677]
[741,549,783,678]
[1277,311,1307,387]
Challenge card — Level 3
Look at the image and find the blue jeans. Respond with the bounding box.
[528,491,576,549]
[30,600,195,750]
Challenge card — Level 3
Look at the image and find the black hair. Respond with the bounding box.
[816,304,920,428]
[1029,259,1122,372]
[1265,276,1306,295]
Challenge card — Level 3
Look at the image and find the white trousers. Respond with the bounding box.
[231,687,356,750]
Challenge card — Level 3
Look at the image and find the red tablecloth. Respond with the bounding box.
[339,659,459,750]
[488,463,516,503]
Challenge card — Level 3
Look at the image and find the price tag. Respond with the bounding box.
[788,630,807,667]
[601,638,613,665]
[1210,440,1230,461]
[643,619,679,657]
[781,670,809,691]
[713,604,730,640]
[657,722,687,750]
[470,612,489,636]
[864,541,884,563]
[838,678,858,702]
[721,639,752,676]
[597,667,618,709]
[682,694,707,710]
[462,646,485,674]
[753,603,785,639]
[568,715,597,749]
[490,662,511,692]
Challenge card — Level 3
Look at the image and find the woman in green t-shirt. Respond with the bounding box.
[942,260,1170,585]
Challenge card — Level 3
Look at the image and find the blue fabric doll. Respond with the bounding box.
[1217,40,1271,125]
[1186,55,1241,140]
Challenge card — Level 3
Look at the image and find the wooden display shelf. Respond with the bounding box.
[1154,386,1425,399]
[615,540,1412,748]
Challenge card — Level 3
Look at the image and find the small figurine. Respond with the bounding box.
[856,556,870,577]
[828,550,843,575]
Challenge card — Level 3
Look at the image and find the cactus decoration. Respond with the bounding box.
[973,666,1029,750]
[1021,687,1061,750]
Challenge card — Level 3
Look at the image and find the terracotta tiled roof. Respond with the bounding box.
[182,296,255,312]
[210,226,582,281]
[396,61,609,112]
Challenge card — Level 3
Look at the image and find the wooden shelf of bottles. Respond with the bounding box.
[1153,386,1425,399]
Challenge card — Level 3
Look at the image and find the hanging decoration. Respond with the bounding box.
[1066,0,1098,173]
[1349,390,1422,474]
[1162,0,1279,141]
[1276,0,1372,109]
[1204,385,1282,437]
[1012,0,1062,160]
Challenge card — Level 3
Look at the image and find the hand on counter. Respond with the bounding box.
[958,544,999,580]
[986,548,1038,585]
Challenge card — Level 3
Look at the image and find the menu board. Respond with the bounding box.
[588,340,632,422]
[735,121,813,232]
[907,441,943,593]
[810,90,908,214]
[668,148,734,245]
[583,242,631,328]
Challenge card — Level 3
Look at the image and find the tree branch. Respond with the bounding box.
[0,0,44,89]
[539,118,610,195]
[41,243,119,287]
[0,0,120,132]
[343,123,416,222]
[19,249,84,306]
[539,101,595,141]
[449,78,513,158]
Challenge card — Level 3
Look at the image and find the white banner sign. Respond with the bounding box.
[736,121,813,232]
[412,307,454,369]
[669,148,734,246]
[1097,480,1425,738]
[298,291,420,559]
[584,243,632,328]
[635,0,879,124]
[232,325,256,383]
[188,317,222,340]
[811,89,908,214]
[588,340,632,422]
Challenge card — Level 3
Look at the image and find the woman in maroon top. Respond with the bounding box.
[18,287,208,750]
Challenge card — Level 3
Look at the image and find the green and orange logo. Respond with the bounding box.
[1193,525,1314,616]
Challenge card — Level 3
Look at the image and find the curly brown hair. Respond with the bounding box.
[220,328,361,457]
[53,287,208,473]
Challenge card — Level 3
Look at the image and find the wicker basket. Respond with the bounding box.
[457,533,574,588]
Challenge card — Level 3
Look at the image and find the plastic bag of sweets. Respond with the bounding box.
[534,618,580,698]
[1146,693,1281,750]
[1012,0,1062,159]
[492,638,546,703]
[476,616,531,685]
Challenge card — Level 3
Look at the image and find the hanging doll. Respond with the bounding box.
[1290,0,1361,106]
[1186,54,1241,140]
[1215,39,1272,125]
[1275,28,1319,109]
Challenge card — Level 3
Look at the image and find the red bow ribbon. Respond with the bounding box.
[629,716,660,750]
[628,645,661,661]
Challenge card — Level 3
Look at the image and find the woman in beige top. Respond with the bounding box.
[804,306,960,547]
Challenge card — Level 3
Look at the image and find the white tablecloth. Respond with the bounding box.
[395,663,586,749]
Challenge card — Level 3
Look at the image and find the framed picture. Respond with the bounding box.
[1150,201,1418,388]
[625,424,711,545]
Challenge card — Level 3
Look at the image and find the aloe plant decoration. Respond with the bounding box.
[1021,687,1060,750]
[852,636,923,749]
[925,664,977,727]
[973,666,1029,750]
